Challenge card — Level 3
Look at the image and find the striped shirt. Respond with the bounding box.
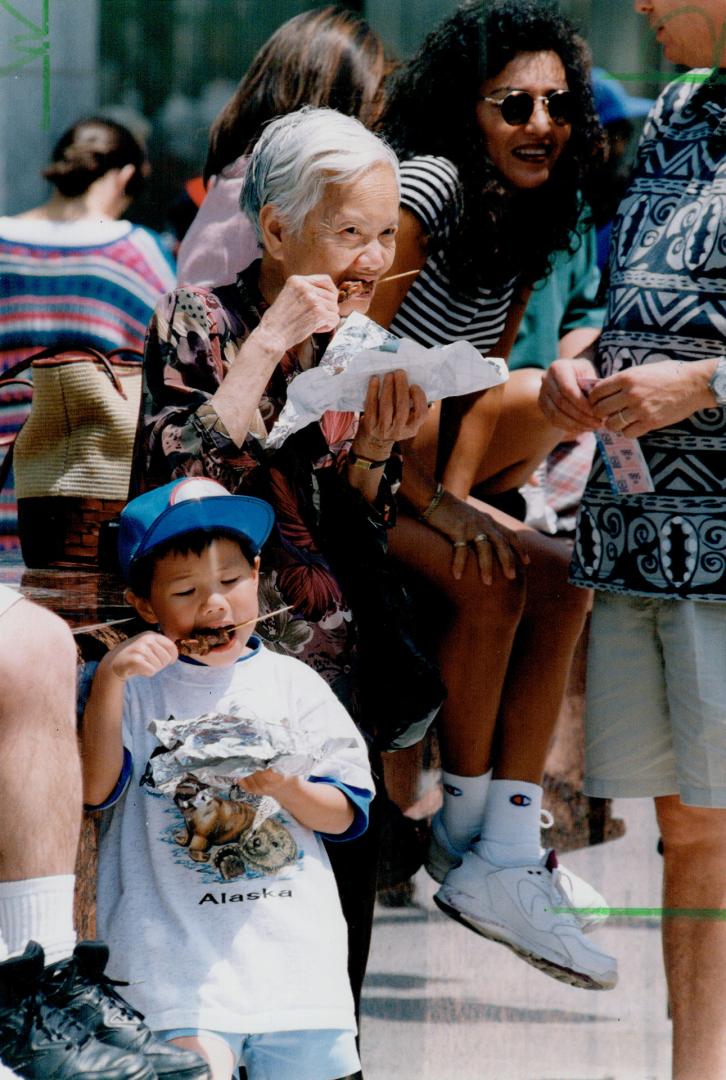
[390,156,517,353]
[0,217,175,544]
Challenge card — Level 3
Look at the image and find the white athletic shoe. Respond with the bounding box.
[434,846,618,990]
[424,810,465,883]
[541,849,608,933]
[426,816,608,933]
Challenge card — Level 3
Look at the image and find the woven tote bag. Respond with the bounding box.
[0,347,143,565]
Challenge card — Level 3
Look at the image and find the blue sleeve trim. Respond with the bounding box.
[84,747,133,812]
[308,776,373,842]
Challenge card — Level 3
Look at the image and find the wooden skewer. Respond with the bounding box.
[378,268,421,285]
[230,604,294,632]
[71,617,136,636]
[72,605,293,640]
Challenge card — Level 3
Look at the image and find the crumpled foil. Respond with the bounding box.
[263,311,507,449]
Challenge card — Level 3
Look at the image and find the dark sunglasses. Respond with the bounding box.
[479,89,576,126]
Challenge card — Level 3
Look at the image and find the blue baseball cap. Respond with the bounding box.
[592,68,654,128]
[118,478,275,581]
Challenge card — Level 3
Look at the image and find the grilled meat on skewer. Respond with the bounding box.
[175,605,293,657]
[176,626,234,657]
[337,280,367,302]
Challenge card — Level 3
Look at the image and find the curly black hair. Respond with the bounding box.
[379,0,604,292]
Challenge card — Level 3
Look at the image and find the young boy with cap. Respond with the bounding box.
[81,477,373,1080]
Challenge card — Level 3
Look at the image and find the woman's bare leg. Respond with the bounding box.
[444,369,567,499]
[389,506,588,781]
[478,502,591,780]
[388,513,525,776]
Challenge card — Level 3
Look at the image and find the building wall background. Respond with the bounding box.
[1,0,671,222]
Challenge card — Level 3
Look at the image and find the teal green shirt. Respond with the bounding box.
[509,222,605,371]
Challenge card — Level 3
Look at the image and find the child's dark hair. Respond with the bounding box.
[128,529,256,598]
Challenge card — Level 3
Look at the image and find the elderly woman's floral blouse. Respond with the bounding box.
[136,262,368,712]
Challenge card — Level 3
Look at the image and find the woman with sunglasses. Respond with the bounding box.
[369,0,615,987]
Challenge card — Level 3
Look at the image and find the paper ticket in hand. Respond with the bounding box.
[578,377,654,495]
[263,311,508,450]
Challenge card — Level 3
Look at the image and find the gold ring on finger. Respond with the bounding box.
[618,409,628,426]
[473,533,490,544]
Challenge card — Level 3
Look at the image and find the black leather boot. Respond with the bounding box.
[43,941,210,1080]
[0,941,155,1079]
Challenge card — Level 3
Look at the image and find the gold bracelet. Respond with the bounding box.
[419,482,445,521]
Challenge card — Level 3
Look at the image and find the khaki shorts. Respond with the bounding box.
[0,584,20,619]
[584,591,726,808]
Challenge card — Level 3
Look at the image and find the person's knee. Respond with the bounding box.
[453,561,527,626]
[523,534,591,623]
[656,796,726,854]
[0,601,76,724]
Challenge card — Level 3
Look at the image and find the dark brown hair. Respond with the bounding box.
[381,0,604,292]
[43,117,147,199]
[203,6,387,183]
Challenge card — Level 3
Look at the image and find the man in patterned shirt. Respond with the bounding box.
[539,2,726,1076]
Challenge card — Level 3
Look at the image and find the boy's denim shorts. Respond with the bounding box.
[584,591,726,807]
[159,1027,360,1080]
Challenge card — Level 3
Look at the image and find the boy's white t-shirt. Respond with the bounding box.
[95,639,373,1036]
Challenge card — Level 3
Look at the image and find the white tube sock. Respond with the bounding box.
[477,779,543,866]
[0,875,76,964]
[441,769,492,853]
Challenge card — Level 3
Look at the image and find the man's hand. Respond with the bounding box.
[538,358,601,433]
[103,631,178,681]
[589,359,720,438]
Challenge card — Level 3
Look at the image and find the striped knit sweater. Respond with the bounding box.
[0,217,175,545]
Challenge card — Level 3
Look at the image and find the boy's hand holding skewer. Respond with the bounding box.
[103,631,179,681]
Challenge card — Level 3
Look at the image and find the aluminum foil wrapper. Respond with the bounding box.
[145,710,356,800]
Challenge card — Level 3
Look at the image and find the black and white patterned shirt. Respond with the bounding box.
[390,155,517,353]
[572,71,726,600]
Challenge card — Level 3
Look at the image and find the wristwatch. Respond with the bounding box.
[708,357,726,406]
[347,449,388,470]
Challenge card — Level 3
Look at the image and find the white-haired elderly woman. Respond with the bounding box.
[135,107,614,1000]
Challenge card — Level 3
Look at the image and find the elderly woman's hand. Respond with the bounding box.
[346,370,428,503]
[426,490,529,585]
[255,274,342,355]
[354,370,429,459]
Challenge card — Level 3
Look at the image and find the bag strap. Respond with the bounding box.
[0,438,15,495]
[0,345,144,495]
[0,345,143,400]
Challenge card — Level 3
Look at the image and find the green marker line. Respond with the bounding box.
[42,0,49,131]
[552,907,726,920]
[0,0,51,129]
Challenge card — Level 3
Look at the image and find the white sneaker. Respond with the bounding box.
[425,810,466,883]
[542,849,608,933]
[434,847,618,990]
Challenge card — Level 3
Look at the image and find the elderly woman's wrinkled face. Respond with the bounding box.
[475,50,573,191]
[278,162,399,313]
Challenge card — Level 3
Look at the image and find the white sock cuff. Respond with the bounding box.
[480,779,543,846]
[441,769,493,852]
[0,874,76,963]
[487,778,542,810]
[441,769,493,800]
